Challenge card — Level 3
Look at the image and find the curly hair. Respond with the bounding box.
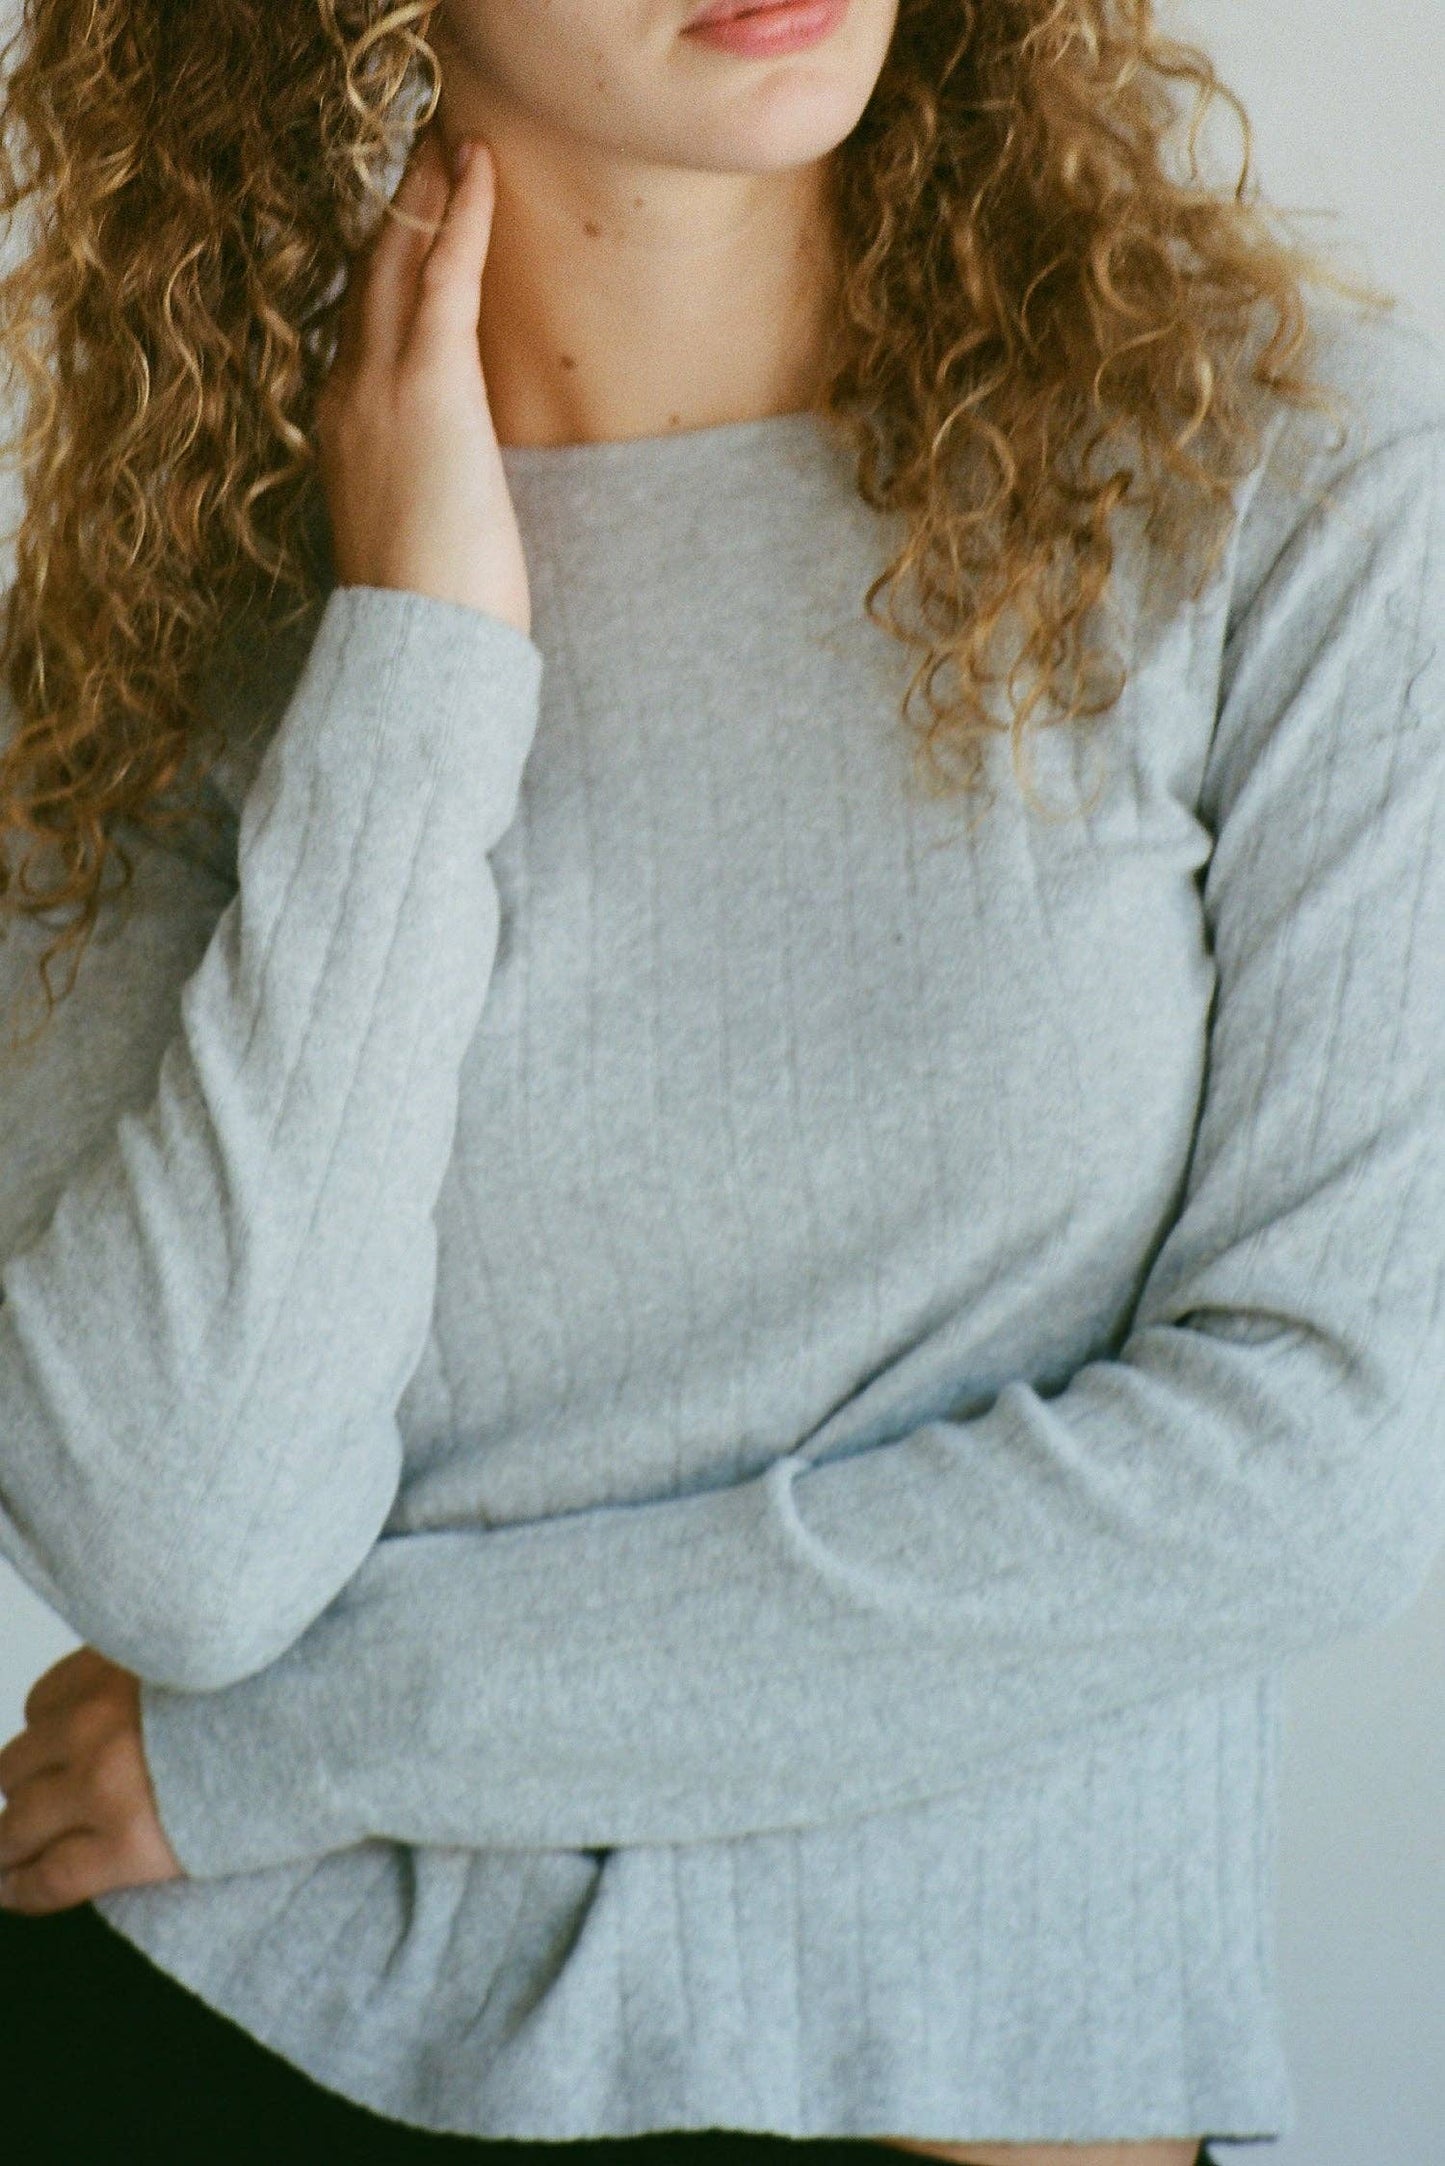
[0,0,1390,1040]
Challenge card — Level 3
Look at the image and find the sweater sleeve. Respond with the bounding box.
[135,403,1445,1875]
[0,584,543,1693]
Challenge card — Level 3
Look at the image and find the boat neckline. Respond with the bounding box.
[496,407,829,470]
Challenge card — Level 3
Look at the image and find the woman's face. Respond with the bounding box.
[427,0,901,180]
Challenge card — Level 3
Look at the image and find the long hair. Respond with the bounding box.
[0,0,1389,1037]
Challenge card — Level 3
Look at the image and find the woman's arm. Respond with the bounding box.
[0,583,543,1692]
[135,396,1445,1873]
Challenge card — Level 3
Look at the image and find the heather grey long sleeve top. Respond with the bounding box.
[2,296,1444,2151]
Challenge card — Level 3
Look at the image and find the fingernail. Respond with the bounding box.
[452,139,474,183]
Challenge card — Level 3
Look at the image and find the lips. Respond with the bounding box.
[685,0,786,26]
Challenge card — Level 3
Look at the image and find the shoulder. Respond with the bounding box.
[1298,293,1445,433]
[1226,294,1445,626]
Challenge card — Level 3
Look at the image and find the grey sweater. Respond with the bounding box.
[2,296,1444,2150]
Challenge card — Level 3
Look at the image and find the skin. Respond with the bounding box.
[0,7,1203,2159]
[0,1650,182,1910]
[418,0,900,448]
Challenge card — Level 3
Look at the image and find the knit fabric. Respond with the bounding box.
[2,296,1444,2150]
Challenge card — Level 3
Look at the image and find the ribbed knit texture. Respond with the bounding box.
[1,296,1443,2150]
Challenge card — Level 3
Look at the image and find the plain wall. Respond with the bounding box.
[1,6,1442,2159]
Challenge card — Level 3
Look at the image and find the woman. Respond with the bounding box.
[0,0,1441,2161]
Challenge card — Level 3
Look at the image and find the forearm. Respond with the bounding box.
[0,585,543,1690]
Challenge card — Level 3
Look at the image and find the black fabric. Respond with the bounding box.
[0,1896,1217,2166]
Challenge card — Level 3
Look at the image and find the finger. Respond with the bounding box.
[353,122,453,381]
[327,241,368,384]
[325,123,445,386]
[402,134,496,371]
[0,1829,116,1917]
[22,1646,110,1722]
[0,1721,67,1796]
[0,1765,85,1872]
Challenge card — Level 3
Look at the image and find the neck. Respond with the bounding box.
[477,156,841,450]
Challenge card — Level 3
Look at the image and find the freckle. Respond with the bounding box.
[668,412,681,428]
[560,354,577,370]
[633,198,643,210]
[583,219,602,238]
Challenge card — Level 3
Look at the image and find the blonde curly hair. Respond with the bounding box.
[0,0,1389,1038]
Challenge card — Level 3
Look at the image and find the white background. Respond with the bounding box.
[1,5,1442,2159]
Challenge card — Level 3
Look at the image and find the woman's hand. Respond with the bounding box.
[315,118,532,639]
[0,1648,185,1915]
